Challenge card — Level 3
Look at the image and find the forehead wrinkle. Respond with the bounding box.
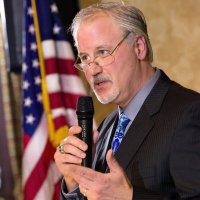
[77,13,123,57]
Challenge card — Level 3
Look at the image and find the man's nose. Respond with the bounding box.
[88,61,102,75]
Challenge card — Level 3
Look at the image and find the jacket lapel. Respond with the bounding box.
[115,107,154,169]
[115,70,171,170]
[93,111,118,172]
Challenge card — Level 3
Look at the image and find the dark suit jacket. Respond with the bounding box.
[61,70,200,200]
[93,70,200,199]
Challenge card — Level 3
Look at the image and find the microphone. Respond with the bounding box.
[76,96,94,168]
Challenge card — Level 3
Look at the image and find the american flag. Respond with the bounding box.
[22,0,86,199]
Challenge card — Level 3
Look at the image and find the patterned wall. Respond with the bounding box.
[132,0,200,92]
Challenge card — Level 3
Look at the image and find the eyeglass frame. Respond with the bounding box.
[74,31,131,71]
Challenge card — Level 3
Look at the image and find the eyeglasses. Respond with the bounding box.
[74,32,130,71]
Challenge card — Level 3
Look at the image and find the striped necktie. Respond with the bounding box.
[111,113,130,153]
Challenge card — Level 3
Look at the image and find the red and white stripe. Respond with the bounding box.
[23,39,86,199]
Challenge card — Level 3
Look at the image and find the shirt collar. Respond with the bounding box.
[118,68,161,121]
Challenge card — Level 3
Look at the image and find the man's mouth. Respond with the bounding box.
[94,80,110,91]
[95,80,105,86]
[92,75,112,91]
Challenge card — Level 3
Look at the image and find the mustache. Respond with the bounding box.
[92,74,112,85]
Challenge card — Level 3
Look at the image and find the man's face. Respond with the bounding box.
[76,13,140,107]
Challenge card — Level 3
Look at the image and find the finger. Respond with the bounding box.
[79,185,89,196]
[62,154,83,165]
[54,150,61,164]
[59,143,86,159]
[59,136,69,144]
[74,174,95,190]
[68,126,82,136]
[62,135,88,151]
[106,149,123,173]
[73,165,96,179]
[73,166,104,190]
[59,126,82,145]
[54,149,82,165]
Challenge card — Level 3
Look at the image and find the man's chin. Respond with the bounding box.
[95,93,116,105]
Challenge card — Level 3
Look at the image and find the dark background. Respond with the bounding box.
[2,0,79,73]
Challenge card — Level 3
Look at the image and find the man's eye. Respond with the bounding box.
[98,50,110,56]
[80,55,90,62]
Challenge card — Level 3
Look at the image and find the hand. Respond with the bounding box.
[73,149,133,200]
[54,126,99,192]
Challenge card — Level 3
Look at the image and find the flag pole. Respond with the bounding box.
[31,0,59,146]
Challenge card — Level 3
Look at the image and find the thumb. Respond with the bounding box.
[106,149,122,173]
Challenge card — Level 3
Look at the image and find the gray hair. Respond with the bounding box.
[70,2,153,62]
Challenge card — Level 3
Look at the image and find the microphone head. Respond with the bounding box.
[76,96,94,117]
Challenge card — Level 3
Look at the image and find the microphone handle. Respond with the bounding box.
[78,118,93,168]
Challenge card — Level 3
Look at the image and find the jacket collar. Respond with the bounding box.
[115,70,171,169]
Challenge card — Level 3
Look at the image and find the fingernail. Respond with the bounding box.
[81,153,86,158]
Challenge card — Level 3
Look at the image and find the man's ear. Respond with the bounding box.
[134,35,147,60]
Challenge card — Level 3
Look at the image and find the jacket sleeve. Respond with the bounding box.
[133,102,200,200]
[60,178,85,200]
[169,102,200,199]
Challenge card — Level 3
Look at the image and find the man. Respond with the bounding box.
[54,2,200,199]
